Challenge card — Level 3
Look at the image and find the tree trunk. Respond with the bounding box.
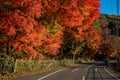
[12,59,17,73]
[73,54,75,63]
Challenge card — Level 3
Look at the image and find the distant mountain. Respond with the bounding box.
[103,14,120,25]
[99,14,120,36]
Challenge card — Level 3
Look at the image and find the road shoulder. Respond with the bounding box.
[104,66,120,80]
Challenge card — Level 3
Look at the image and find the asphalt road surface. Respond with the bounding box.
[10,61,120,80]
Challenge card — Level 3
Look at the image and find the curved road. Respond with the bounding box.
[11,62,120,80]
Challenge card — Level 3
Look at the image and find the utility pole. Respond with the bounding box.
[116,0,120,71]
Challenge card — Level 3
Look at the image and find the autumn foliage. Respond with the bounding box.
[98,14,118,57]
[0,0,102,59]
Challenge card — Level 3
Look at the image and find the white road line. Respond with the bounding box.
[82,76,86,80]
[85,64,94,71]
[72,68,79,72]
[95,68,97,72]
[81,64,94,80]
[38,68,66,80]
[104,67,120,80]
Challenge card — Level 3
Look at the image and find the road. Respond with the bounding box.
[10,61,120,80]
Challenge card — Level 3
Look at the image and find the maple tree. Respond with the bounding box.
[42,22,63,55]
[0,0,102,59]
[59,0,102,58]
[0,0,46,58]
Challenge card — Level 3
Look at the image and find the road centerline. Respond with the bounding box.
[95,68,97,72]
[85,64,94,72]
[82,76,86,80]
[72,68,79,72]
[37,68,66,80]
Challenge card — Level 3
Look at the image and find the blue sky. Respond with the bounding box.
[100,0,120,15]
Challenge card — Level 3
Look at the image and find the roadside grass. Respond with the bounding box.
[0,59,75,80]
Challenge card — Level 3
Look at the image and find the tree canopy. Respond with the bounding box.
[0,0,102,59]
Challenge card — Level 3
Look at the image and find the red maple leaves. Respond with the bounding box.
[0,0,102,59]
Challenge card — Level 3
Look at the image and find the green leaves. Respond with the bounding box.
[43,21,62,36]
[72,41,86,55]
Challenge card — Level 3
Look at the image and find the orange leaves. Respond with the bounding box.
[86,27,102,50]
[10,40,19,49]
[75,34,84,42]
[99,43,117,57]
[6,26,16,36]
[79,0,100,26]
[23,46,37,57]
[43,30,63,55]
[22,0,42,18]
[108,51,117,57]
[0,0,101,58]
[56,7,84,27]
[0,1,46,57]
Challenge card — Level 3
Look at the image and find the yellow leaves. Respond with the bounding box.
[82,11,90,17]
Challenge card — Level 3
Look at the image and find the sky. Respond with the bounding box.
[100,0,120,15]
